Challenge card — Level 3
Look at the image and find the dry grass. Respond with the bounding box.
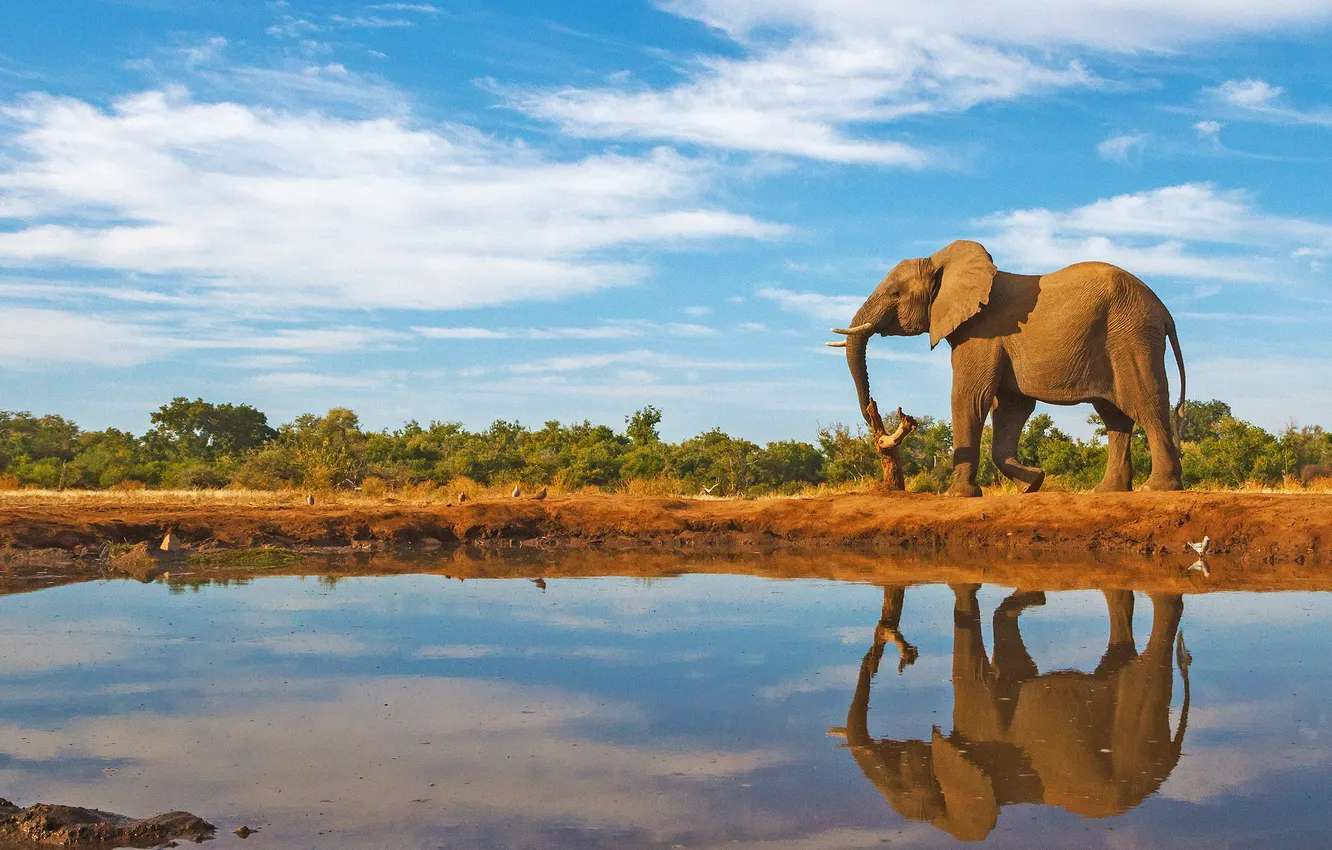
[0,474,1329,509]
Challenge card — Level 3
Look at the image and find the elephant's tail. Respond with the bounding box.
[1167,317,1186,445]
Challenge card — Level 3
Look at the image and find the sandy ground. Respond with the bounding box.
[0,490,1328,565]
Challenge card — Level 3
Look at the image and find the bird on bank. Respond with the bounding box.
[531,487,547,500]
[699,484,716,496]
[511,485,521,498]
[1187,535,1210,556]
[305,493,315,506]
[457,492,468,502]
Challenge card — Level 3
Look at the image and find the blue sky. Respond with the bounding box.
[2,0,1331,441]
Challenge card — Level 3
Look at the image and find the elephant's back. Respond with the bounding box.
[1042,262,1170,312]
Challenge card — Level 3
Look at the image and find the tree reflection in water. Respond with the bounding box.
[832,585,1190,841]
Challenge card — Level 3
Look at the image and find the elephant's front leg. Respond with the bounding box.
[947,374,992,498]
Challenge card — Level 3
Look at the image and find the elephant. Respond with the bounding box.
[831,585,1189,841]
[828,241,1186,496]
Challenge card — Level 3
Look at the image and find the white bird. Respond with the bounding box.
[305,493,315,506]
[457,492,468,502]
[699,484,717,496]
[1187,535,1210,556]
[511,485,521,498]
[1187,558,1210,578]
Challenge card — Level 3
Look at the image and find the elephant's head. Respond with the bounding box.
[829,240,996,425]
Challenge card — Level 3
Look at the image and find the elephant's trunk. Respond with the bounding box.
[845,330,874,429]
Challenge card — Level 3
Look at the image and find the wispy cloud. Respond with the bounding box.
[756,288,863,322]
[1096,132,1148,164]
[503,32,1089,165]
[660,0,1332,50]
[507,349,776,375]
[0,306,407,368]
[412,321,715,340]
[367,3,439,12]
[501,0,1332,165]
[0,88,784,315]
[1207,78,1332,126]
[332,15,416,28]
[979,183,1332,280]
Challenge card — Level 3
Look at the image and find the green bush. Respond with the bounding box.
[0,398,1320,494]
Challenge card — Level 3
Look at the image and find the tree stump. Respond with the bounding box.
[864,399,918,491]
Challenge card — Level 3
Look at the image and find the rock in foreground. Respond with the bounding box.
[0,798,214,847]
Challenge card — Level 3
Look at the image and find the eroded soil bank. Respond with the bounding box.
[0,491,1328,564]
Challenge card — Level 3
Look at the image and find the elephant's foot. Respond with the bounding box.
[1016,469,1045,494]
[1141,474,1183,491]
[1094,477,1132,493]
[946,480,983,498]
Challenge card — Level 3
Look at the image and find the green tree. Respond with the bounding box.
[0,411,82,488]
[752,440,825,492]
[816,423,879,485]
[146,397,276,459]
[1182,416,1282,487]
[626,406,662,445]
[1179,399,1232,443]
[281,408,368,489]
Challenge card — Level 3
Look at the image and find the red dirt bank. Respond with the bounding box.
[1,491,1328,564]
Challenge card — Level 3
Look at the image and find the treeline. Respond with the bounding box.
[1,397,1330,495]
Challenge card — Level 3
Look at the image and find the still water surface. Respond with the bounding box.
[2,569,1330,848]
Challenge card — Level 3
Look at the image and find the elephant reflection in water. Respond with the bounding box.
[835,585,1190,841]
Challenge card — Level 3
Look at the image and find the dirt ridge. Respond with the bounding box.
[0,492,1328,564]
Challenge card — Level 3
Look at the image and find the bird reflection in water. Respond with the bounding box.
[831,585,1190,841]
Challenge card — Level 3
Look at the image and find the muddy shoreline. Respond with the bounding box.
[1,491,1328,561]
[1,491,1328,578]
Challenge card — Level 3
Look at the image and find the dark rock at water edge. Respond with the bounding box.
[0,798,214,847]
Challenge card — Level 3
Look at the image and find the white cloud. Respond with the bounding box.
[508,349,774,374]
[1096,132,1148,163]
[266,16,320,38]
[332,15,416,28]
[250,371,388,389]
[0,307,180,366]
[412,321,715,340]
[414,326,512,340]
[0,306,408,367]
[979,183,1332,280]
[509,0,1332,165]
[1207,78,1332,126]
[505,32,1090,165]
[1195,119,1224,139]
[756,287,863,322]
[0,88,785,314]
[368,3,439,12]
[659,0,1332,50]
[1218,78,1284,107]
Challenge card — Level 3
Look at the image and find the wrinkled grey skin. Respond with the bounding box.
[834,240,1186,496]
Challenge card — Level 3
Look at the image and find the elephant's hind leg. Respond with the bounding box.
[992,394,1045,493]
[1093,400,1134,493]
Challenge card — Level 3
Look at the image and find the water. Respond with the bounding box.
[2,565,1331,848]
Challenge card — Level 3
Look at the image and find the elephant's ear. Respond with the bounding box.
[928,240,997,349]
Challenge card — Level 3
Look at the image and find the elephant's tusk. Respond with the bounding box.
[825,340,847,348]
[831,323,874,335]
